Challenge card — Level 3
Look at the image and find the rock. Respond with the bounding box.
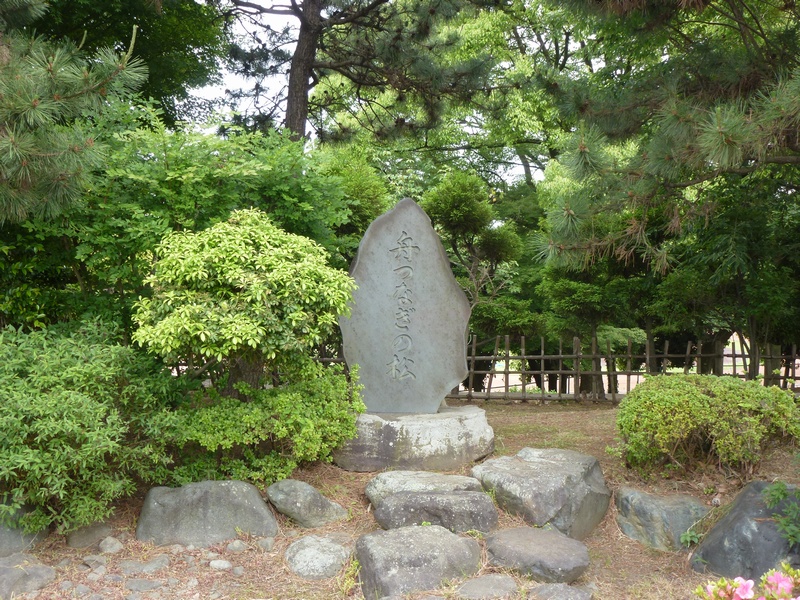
[266,479,348,528]
[66,521,113,549]
[99,536,124,554]
[209,559,232,570]
[0,553,56,599]
[0,505,48,558]
[472,448,610,540]
[365,471,484,508]
[485,527,590,583]
[82,555,107,569]
[334,406,494,472]
[529,583,593,600]
[257,537,276,552]
[456,573,518,599]
[120,554,170,575]
[616,487,709,552]
[226,539,248,553]
[691,481,800,579]
[355,525,481,599]
[125,578,164,592]
[373,491,498,533]
[285,535,351,580]
[339,198,472,414]
[136,480,278,547]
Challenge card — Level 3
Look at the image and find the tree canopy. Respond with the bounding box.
[34,0,231,123]
[0,0,147,223]
[220,0,493,138]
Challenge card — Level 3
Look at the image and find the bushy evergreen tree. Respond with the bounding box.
[0,0,147,223]
[221,0,493,138]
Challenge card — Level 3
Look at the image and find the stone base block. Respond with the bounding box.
[333,405,494,472]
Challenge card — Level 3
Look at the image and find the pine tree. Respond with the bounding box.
[537,0,800,266]
[0,0,147,223]
[223,0,492,139]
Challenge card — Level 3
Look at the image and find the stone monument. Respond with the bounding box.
[335,199,494,471]
[339,197,470,414]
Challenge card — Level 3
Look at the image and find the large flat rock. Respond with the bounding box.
[691,481,800,579]
[0,504,48,558]
[616,486,708,552]
[356,525,481,599]
[472,448,610,540]
[374,491,498,533]
[0,553,55,599]
[365,471,484,507]
[339,198,471,414]
[284,535,351,580]
[136,480,278,547]
[486,527,590,583]
[266,479,348,528]
[334,406,494,472]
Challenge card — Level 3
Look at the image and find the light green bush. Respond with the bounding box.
[163,364,365,485]
[0,320,186,533]
[617,374,800,475]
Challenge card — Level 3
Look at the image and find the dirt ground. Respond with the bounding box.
[25,399,800,600]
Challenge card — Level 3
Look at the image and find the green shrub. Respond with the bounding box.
[617,374,800,475]
[163,364,365,485]
[0,320,187,533]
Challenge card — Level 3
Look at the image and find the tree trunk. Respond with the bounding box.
[223,352,266,400]
[285,0,323,139]
[763,343,782,387]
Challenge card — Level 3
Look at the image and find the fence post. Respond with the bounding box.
[558,339,564,398]
[485,337,500,397]
[684,341,692,375]
[520,336,527,401]
[467,334,477,401]
[573,337,582,399]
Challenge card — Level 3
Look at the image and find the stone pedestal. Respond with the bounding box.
[333,405,494,472]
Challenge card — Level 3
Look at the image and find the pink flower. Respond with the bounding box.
[733,578,755,600]
[766,571,794,596]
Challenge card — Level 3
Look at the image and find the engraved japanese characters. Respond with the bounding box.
[339,198,471,414]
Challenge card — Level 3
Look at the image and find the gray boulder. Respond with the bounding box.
[529,583,593,600]
[691,481,800,579]
[0,505,48,558]
[66,520,113,549]
[136,480,278,547]
[284,535,351,580]
[486,526,590,583]
[365,471,484,508]
[0,553,56,599]
[356,525,481,599]
[616,487,709,552]
[267,479,348,528]
[456,573,518,599]
[374,491,498,533]
[472,448,610,540]
[334,406,494,472]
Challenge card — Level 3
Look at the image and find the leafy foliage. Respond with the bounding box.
[34,0,230,124]
[0,107,361,331]
[164,364,365,485]
[0,2,147,223]
[0,319,185,533]
[132,209,355,394]
[763,481,800,550]
[421,171,522,306]
[617,375,800,476]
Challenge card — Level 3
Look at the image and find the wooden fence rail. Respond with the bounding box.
[315,335,800,404]
[451,335,800,403]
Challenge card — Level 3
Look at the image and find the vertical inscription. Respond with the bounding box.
[387,231,419,380]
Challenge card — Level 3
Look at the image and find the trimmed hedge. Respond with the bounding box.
[617,374,800,475]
